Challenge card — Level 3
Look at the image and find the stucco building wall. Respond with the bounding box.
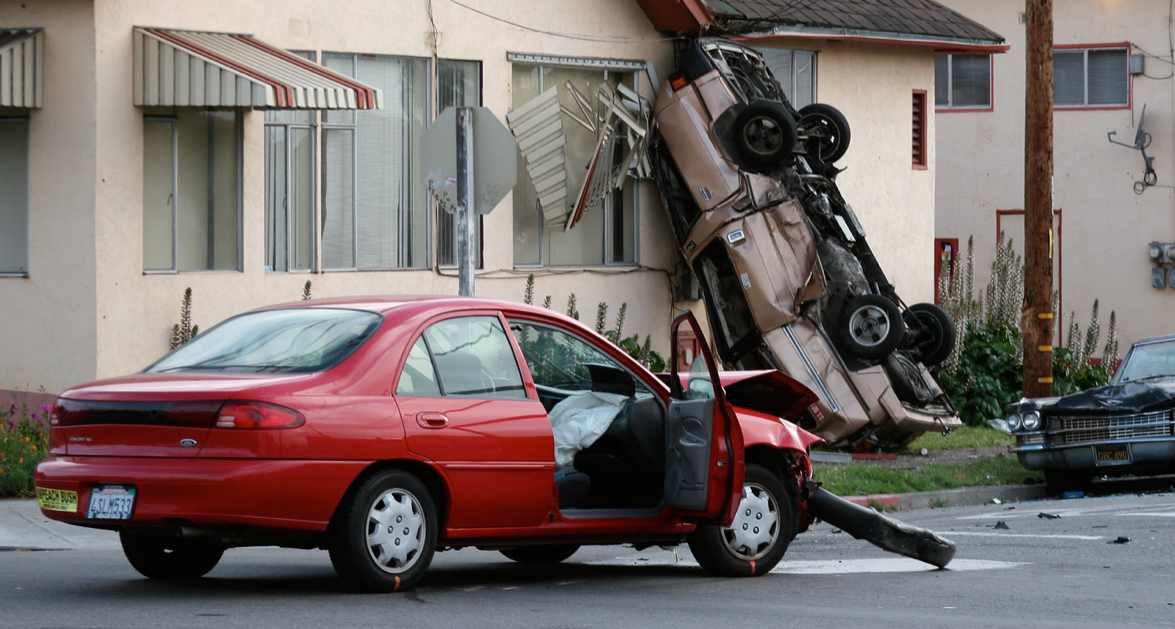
[936,0,1175,350]
[2,0,945,394]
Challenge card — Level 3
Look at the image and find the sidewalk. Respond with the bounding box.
[0,499,120,551]
[1,483,1050,552]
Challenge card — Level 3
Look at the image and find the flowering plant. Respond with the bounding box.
[0,394,52,498]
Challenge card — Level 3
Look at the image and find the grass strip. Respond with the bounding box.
[814,453,1042,497]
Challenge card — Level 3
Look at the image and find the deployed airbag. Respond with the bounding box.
[549,392,629,470]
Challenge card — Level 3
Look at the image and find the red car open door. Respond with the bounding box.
[663,312,745,525]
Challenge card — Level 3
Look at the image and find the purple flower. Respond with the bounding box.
[40,404,53,413]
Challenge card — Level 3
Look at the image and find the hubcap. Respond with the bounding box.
[743,117,783,154]
[365,488,425,574]
[849,305,891,347]
[721,483,779,560]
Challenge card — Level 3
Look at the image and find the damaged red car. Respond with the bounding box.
[34,296,953,591]
[33,297,833,591]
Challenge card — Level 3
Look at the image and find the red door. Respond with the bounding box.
[664,312,745,525]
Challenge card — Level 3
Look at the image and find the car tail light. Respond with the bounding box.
[215,401,305,429]
[53,399,223,428]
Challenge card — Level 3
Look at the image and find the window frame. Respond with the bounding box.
[509,56,643,269]
[435,58,485,270]
[934,53,993,112]
[1053,43,1131,110]
[0,112,30,277]
[142,108,244,274]
[753,47,818,109]
[264,52,319,274]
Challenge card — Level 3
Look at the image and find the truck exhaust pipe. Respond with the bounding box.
[803,481,956,568]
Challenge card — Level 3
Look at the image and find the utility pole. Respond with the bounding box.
[1024,0,1054,397]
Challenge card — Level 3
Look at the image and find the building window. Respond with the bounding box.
[934,54,991,109]
[1055,47,1128,108]
[143,109,241,272]
[912,90,928,169]
[756,48,817,109]
[512,63,639,267]
[321,53,429,271]
[0,113,29,276]
[265,53,316,273]
[436,59,483,269]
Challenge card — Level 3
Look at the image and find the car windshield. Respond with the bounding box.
[1114,338,1175,383]
[146,308,382,374]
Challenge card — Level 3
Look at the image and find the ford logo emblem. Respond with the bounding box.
[180,438,198,448]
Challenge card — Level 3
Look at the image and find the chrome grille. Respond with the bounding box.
[1048,409,1175,445]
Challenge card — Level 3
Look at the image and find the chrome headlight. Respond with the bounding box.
[1005,412,1023,432]
[1021,410,1042,431]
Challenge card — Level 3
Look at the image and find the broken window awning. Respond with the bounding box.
[133,27,382,109]
[0,28,44,108]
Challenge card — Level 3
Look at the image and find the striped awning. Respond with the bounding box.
[0,28,43,108]
[133,27,382,110]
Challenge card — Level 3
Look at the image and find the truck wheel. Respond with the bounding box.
[329,470,437,592]
[688,464,796,577]
[733,101,797,172]
[837,295,905,360]
[883,353,934,404]
[798,103,851,163]
[903,303,956,367]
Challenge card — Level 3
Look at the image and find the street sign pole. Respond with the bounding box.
[456,107,475,297]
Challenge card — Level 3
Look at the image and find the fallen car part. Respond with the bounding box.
[802,481,956,568]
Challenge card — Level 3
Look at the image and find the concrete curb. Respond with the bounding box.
[844,484,1050,511]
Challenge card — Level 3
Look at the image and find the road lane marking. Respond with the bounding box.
[946,531,1103,540]
[770,559,1026,574]
[586,556,1026,574]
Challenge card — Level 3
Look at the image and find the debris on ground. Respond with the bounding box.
[993,521,1010,530]
[1108,536,1130,544]
[1038,512,1062,520]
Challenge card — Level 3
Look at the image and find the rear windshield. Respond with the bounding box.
[146,308,382,374]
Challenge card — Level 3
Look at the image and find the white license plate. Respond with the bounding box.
[87,485,136,520]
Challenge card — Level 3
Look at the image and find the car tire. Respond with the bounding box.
[798,103,851,163]
[499,545,580,564]
[329,470,437,593]
[119,532,224,580]
[733,101,797,172]
[883,353,934,404]
[687,463,797,577]
[903,303,956,367]
[836,295,906,360]
[1045,470,1092,496]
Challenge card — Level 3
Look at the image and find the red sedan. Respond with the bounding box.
[35,296,823,592]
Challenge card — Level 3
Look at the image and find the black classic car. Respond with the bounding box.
[1006,334,1175,494]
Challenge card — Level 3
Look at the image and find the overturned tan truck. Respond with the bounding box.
[648,38,962,450]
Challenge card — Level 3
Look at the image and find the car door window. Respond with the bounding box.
[507,319,651,398]
[396,337,441,396]
[422,316,526,398]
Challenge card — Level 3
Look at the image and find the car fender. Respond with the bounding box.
[734,406,821,454]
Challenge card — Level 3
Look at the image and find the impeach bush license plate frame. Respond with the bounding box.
[1094,443,1132,466]
[86,485,137,520]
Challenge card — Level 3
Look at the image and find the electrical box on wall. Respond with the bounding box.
[1130,54,1145,75]
[1155,266,1169,289]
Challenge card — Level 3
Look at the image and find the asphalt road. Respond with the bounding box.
[2,492,1173,629]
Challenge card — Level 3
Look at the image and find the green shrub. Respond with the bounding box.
[0,395,52,498]
[937,235,1114,425]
